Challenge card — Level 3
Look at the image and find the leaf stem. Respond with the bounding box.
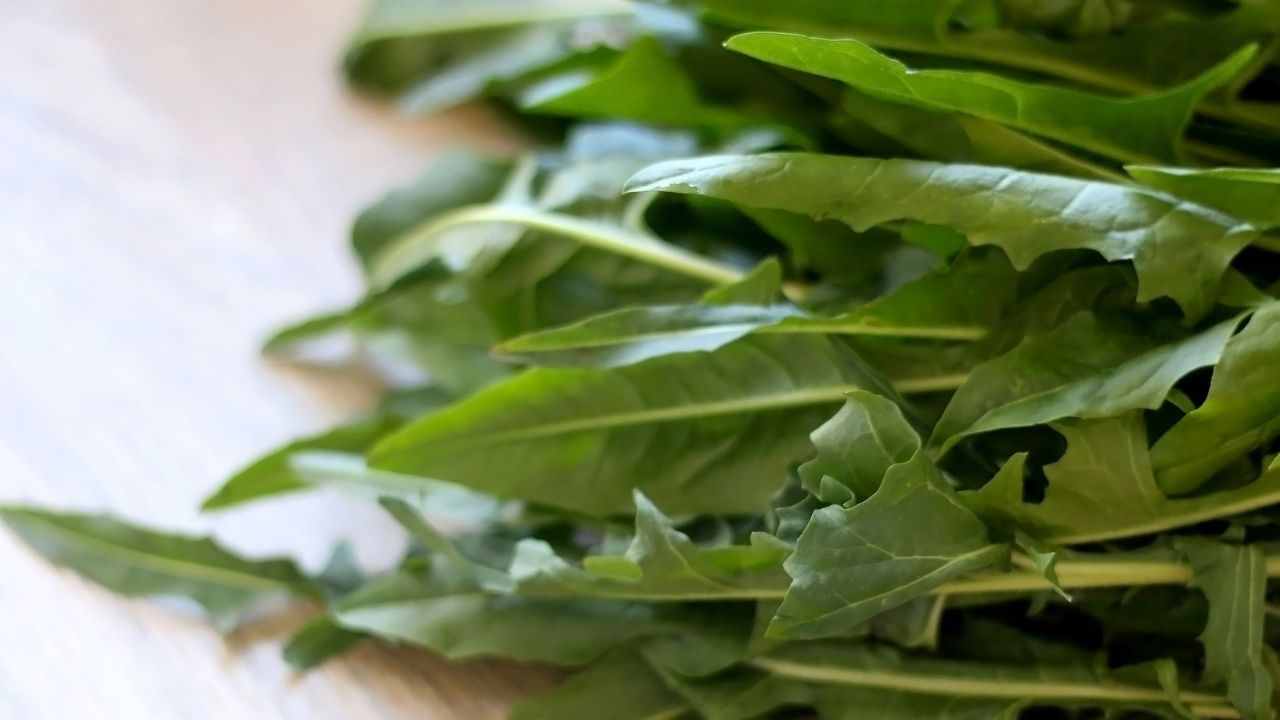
[371,204,745,290]
[749,657,1237,716]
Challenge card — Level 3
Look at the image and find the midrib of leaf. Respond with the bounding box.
[369,204,746,290]
[13,517,297,593]
[409,383,955,449]
[505,321,988,353]
[356,1,634,43]
[748,657,1230,708]
[760,322,987,341]
[513,555,1280,602]
[1047,477,1280,546]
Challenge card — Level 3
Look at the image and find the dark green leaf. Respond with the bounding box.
[963,414,1280,545]
[1153,301,1280,494]
[726,32,1253,163]
[370,334,898,516]
[627,153,1257,320]
[771,391,1007,639]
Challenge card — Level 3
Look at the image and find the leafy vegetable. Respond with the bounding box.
[7,2,1280,719]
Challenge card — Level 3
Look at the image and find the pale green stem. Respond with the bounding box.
[750,657,1236,717]
[372,204,745,290]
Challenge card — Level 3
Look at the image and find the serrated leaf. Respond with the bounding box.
[1177,539,1274,720]
[770,391,1007,639]
[1153,301,1280,494]
[963,414,1280,545]
[0,507,318,632]
[932,311,1242,455]
[627,153,1257,321]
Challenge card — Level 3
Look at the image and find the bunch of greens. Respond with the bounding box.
[7,1,1280,718]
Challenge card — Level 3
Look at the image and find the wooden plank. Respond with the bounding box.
[0,2,554,717]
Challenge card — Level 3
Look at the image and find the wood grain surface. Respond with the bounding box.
[0,2,558,717]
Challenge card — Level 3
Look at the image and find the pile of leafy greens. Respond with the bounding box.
[8,1,1280,718]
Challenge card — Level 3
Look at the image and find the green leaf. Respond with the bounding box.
[370,334,899,516]
[726,32,1254,164]
[282,616,367,672]
[200,414,406,511]
[334,571,712,665]
[0,507,318,631]
[519,36,765,132]
[932,311,1242,455]
[699,256,783,305]
[509,651,688,720]
[350,150,513,272]
[1153,301,1280,494]
[508,490,791,601]
[963,414,1280,545]
[1128,166,1280,230]
[652,665,814,720]
[798,390,919,502]
[498,249,1013,368]
[1177,539,1274,720]
[833,88,1125,181]
[770,391,1007,639]
[675,0,1280,132]
[626,153,1257,321]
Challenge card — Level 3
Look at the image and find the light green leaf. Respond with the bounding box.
[1127,166,1280,230]
[626,153,1257,320]
[770,392,1007,639]
[1177,539,1274,720]
[200,414,407,511]
[519,36,764,131]
[509,490,791,601]
[932,311,1241,454]
[1153,301,1280,494]
[726,32,1254,163]
[350,150,513,272]
[498,249,1013,368]
[963,414,1280,545]
[370,334,899,517]
[333,571,710,666]
[834,88,1125,181]
[0,507,318,632]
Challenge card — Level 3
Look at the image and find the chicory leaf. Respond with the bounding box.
[626,153,1257,321]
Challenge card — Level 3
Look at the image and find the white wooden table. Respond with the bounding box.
[0,2,555,717]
